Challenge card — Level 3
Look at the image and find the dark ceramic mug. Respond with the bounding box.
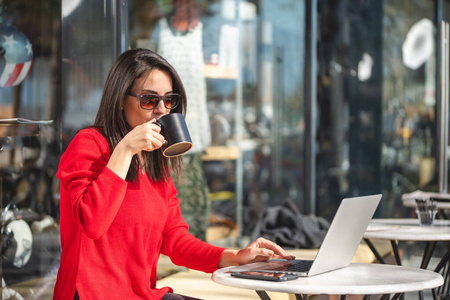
[154,113,193,157]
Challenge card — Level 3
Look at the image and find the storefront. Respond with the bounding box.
[0,0,448,297]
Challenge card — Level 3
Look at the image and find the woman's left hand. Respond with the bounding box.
[218,237,295,268]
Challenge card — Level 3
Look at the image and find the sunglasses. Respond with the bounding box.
[127,91,180,110]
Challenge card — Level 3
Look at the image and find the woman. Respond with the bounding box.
[53,48,293,300]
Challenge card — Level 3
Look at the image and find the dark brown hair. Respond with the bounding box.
[94,48,186,182]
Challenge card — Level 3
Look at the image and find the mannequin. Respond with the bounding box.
[169,0,199,33]
[157,0,211,241]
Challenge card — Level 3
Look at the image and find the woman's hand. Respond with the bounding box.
[218,237,295,268]
[106,120,165,180]
[119,120,166,155]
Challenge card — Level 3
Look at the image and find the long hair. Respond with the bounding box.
[94,48,186,182]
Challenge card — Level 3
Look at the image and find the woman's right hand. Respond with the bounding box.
[119,119,166,155]
[106,120,165,179]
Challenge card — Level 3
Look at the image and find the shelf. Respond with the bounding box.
[201,146,239,161]
[0,118,53,125]
[0,119,53,137]
[204,65,238,80]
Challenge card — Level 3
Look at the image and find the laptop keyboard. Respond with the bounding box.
[267,260,314,273]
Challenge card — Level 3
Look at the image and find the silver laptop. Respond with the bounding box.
[230,194,382,277]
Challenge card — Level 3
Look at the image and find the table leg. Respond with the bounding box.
[432,288,438,300]
[417,240,437,300]
[254,292,311,300]
[445,264,450,295]
[441,261,449,296]
[258,293,408,300]
[256,290,272,300]
[390,240,402,265]
[434,246,450,297]
[377,294,404,300]
[365,239,406,267]
[434,247,450,273]
[364,239,386,264]
[420,241,437,269]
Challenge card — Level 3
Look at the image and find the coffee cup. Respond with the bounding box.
[154,113,193,157]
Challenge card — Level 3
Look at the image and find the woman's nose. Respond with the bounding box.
[153,99,168,114]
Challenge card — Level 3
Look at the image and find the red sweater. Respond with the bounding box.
[53,128,225,299]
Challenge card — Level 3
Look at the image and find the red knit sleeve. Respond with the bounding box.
[57,129,127,240]
[160,179,226,273]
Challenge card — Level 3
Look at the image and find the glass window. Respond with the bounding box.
[1,0,445,296]
[382,0,436,217]
[128,0,306,246]
[1,0,119,297]
[61,1,118,140]
[316,0,436,220]
[1,0,62,295]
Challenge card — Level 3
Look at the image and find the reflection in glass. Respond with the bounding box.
[128,0,306,243]
[316,0,436,221]
[1,0,62,297]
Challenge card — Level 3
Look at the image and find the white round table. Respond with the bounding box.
[363,219,450,265]
[364,219,450,241]
[401,191,450,211]
[363,218,450,299]
[402,198,450,210]
[212,263,443,300]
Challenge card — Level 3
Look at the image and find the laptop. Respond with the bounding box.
[230,194,382,277]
